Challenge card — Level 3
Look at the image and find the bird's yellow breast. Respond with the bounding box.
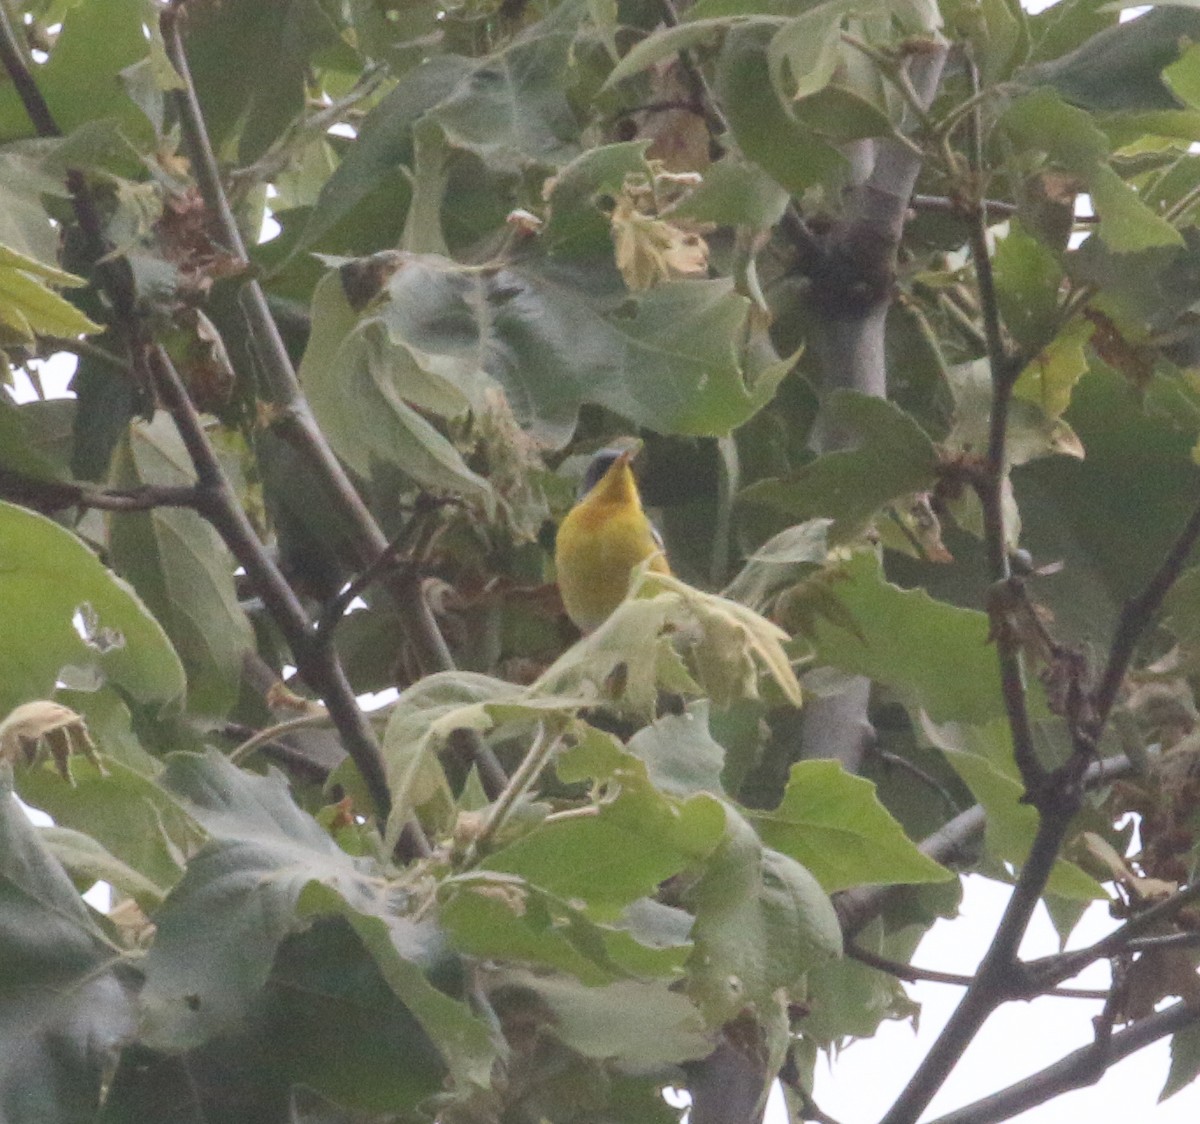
[555,462,669,633]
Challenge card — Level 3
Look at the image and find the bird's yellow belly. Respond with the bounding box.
[555,502,668,633]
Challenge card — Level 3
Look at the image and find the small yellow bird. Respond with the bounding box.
[555,446,670,633]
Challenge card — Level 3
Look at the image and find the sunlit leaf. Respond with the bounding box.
[753,759,951,892]
[0,501,185,717]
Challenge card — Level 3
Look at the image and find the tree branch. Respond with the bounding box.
[879,811,1080,1124]
[159,2,505,796]
[0,1,56,136]
[149,347,406,835]
[795,40,949,773]
[1093,493,1200,728]
[924,1000,1200,1124]
[0,468,203,513]
[844,944,1108,999]
[1023,879,1200,991]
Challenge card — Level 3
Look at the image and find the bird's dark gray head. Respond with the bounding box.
[578,448,625,499]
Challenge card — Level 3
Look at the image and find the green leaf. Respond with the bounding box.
[264,918,451,1110]
[0,149,68,266]
[295,56,474,256]
[753,759,951,892]
[716,23,848,194]
[38,824,166,908]
[739,393,938,541]
[296,883,498,1093]
[604,18,771,89]
[0,243,101,341]
[1162,1019,1200,1101]
[542,140,653,256]
[108,414,254,718]
[1020,364,1200,637]
[492,970,712,1066]
[297,269,494,500]
[0,500,185,717]
[184,0,343,162]
[625,700,727,797]
[139,752,395,1050]
[992,220,1065,354]
[1020,6,1200,113]
[1001,87,1182,253]
[440,872,688,983]
[378,671,521,841]
[0,392,67,480]
[922,718,1105,901]
[766,3,851,103]
[484,774,727,920]
[1088,163,1184,253]
[0,0,153,145]
[320,253,790,448]
[428,1,583,172]
[801,916,921,1044]
[1012,316,1094,421]
[17,754,195,899]
[685,806,841,1020]
[140,752,498,1089]
[807,551,1005,725]
[0,767,136,1123]
[667,157,790,229]
[723,519,832,612]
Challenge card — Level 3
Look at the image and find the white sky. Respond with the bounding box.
[807,878,1198,1122]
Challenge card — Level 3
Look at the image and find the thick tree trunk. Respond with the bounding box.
[799,45,949,771]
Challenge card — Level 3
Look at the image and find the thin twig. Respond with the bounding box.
[845,944,1109,999]
[656,0,728,138]
[0,469,203,513]
[38,336,131,372]
[228,711,332,766]
[911,194,1017,218]
[0,2,56,135]
[872,747,963,817]
[220,720,334,785]
[228,65,387,197]
[924,999,1200,1124]
[961,46,1044,802]
[1093,494,1200,728]
[1126,931,1200,952]
[1024,880,1200,990]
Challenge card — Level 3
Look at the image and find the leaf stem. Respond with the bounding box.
[461,724,563,866]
